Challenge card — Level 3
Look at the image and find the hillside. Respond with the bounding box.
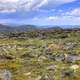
[0,28,80,80]
[0,24,38,33]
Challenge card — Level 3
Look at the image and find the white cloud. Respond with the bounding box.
[0,9,16,13]
[32,17,40,21]
[34,0,48,10]
[47,16,58,20]
[47,15,80,21]
[0,0,77,13]
[0,0,19,3]
[47,15,80,25]
[62,8,80,16]
[45,8,80,25]
[0,0,18,13]
[20,0,76,11]
[32,15,80,25]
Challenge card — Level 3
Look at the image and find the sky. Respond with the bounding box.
[0,0,80,26]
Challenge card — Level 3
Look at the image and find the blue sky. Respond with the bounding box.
[0,0,80,26]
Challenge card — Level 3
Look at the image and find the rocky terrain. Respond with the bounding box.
[0,28,80,80]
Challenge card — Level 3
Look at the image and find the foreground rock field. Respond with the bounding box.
[0,29,80,80]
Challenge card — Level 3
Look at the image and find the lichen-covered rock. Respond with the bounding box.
[0,69,12,80]
[65,54,80,63]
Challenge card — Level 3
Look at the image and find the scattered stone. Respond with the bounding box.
[55,54,65,61]
[35,76,42,80]
[40,73,54,80]
[63,42,76,50]
[70,65,79,70]
[38,56,47,62]
[46,65,57,71]
[48,44,62,50]
[65,54,80,63]
[24,72,31,76]
[0,69,12,80]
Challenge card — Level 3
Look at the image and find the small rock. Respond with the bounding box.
[65,54,80,63]
[23,72,31,76]
[38,56,47,61]
[46,65,56,70]
[0,69,12,80]
[35,76,42,80]
[70,65,79,70]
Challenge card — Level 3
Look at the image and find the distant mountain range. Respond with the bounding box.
[0,24,80,34]
[0,24,38,33]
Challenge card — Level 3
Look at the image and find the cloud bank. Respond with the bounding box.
[0,0,79,25]
[0,0,76,13]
